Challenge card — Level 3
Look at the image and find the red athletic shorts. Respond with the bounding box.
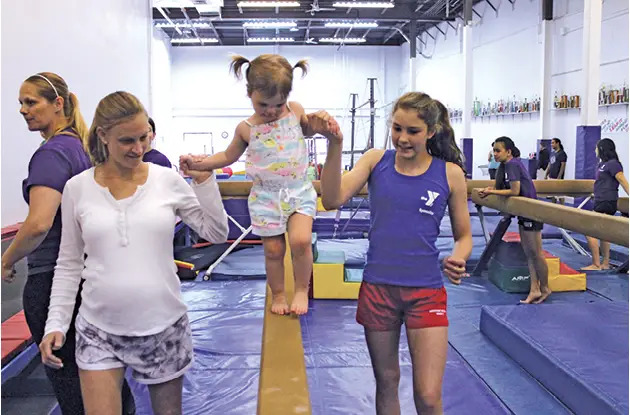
[356,281,448,331]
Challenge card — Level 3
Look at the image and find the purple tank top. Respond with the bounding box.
[363,151,449,288]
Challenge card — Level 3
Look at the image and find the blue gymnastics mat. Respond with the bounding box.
[480,302,629,415]
[301,300,510,415]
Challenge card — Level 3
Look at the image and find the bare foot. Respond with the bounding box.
[271,293,289,315]
[533,287,552,304]
[290,290,309,316]
[601,264,611,270]
[581,264,602,271]
[520,290,542,304]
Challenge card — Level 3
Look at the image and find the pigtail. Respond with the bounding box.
[293,59,309,78]
[229,55,250,80]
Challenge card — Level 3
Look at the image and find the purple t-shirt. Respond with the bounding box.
[143,149,172,168]
[500,158,537,199]
[549,149,567,179]
[594,160,623,202]
[22,133,92,274]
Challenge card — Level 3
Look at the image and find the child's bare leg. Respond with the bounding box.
[287,213,314,315]
[262,235,289,315]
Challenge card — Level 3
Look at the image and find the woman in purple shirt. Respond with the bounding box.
[143,118,172,168]
[581,138,629,271]
[478,136,551,304]
[0,72,135,414]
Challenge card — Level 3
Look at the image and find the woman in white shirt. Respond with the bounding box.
[39,91,229,415]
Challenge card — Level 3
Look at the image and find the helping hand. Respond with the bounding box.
[476,187,493,198]
[1,261,16,283]
[307,111,343,143]
[443,256,469,285]
[179,155,212,184]
[39,332,65,369]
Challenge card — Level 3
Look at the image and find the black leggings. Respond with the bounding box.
[23,272,136,415]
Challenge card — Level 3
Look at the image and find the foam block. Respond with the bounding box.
[313,250,359,299]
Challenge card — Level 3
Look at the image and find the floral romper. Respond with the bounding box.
[245,105,317,237]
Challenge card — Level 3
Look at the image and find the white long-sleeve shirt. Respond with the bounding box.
[44,164,229,337]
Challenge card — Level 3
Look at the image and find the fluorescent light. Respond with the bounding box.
[324,21,378,28]
[237,1,300,7]
[333,1,394,8]
[319,37,367,43]
[243,21,297,29]
[170,38,219,44]
[247,37,295,42]
[156,22,212,28]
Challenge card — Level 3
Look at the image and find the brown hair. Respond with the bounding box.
[24,72,88,146]
[87,91,147,164]
[230,54,308,99]
[392,92,465,173]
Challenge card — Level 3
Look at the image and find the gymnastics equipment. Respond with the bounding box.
[257,234,310,414]
[487,232,586,293]
[471,190,628,247]
[345,78,378,169]
[481,302,628,415]
[215,167,233,179]
[218,179,596,199]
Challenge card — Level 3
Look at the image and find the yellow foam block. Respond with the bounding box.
[312,263,359,299]
[316,197,335,212]
[545,257,560,277]
[549,272,586,292]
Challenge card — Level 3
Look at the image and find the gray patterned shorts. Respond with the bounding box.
[75,313,193,385]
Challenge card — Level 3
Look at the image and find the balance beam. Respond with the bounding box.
[471,190,629,247]
[619,197,628,215]
[257,235,311,414]
[218,179,594,198]
[467,179,595,197]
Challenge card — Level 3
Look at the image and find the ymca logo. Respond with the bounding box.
[420,190,440,207]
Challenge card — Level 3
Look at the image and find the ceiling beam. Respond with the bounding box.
[208,21,223,44]
[219,9,456,22]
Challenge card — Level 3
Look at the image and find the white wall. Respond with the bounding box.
[167,45,404,169]
[1,0,152,226]
[551,0,629,182]
[415,0,629,180]
[150,28,174,158]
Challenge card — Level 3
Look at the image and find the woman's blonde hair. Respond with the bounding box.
[24,72,88,146]
[230,54,308,99]
[87,91,147,164]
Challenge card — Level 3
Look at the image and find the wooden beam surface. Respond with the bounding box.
[219,179,595,197]
[257,236,311,415]
[471,189,629,247]
[618,197,628,215]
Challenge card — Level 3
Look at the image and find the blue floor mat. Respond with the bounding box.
[587,273,629,302]
[446,275,605,308]
[480,302,629,415]
[448,308,572,414]
[128,280,265,415]
[209,246,266,278]
[301,300,510,415]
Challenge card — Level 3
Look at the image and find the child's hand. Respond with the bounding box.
[443,256,468,285]
[179,154,208,172]
[307,111,342,143]
[476,187,493,198]
[326,118,343,143]
[179,154,193,172]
